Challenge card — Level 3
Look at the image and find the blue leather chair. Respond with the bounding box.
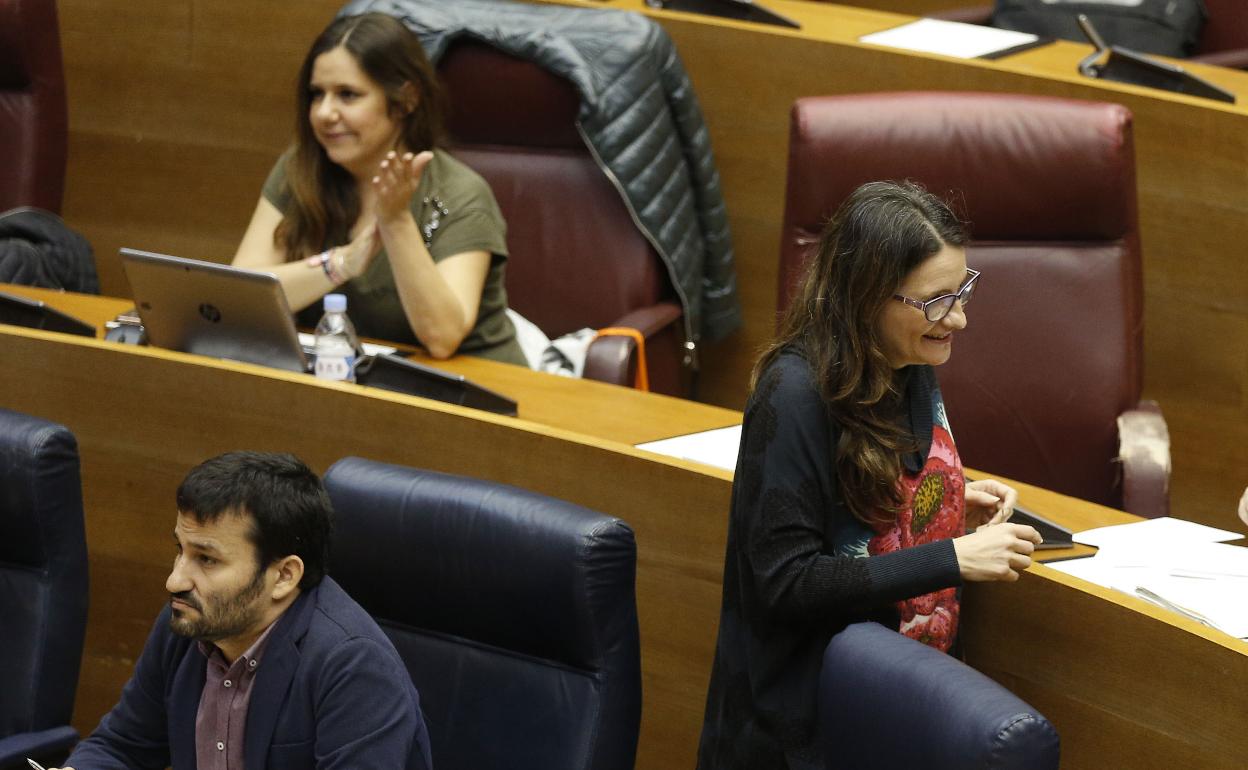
[0,408,89,770]
[819,622,1059,770]
[324,458,642,770]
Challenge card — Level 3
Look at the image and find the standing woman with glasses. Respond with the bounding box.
[697,181,1042,770]
[233,13,525,364]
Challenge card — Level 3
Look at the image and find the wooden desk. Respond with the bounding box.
[2,284,739,770]
[4,284,1246,768]
[58,0,1247,532]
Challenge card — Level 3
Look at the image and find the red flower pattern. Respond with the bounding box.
[868,425,964,651]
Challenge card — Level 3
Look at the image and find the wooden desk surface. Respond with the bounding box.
[4,285,1246,768]
[1,284,742,446]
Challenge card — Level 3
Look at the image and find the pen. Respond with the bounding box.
[28,759,47,770]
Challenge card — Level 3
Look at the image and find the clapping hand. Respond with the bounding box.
[965,478,1018,531]
[372,150,432,224]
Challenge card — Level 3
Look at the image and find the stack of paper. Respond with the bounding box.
[1050,518,1248,638]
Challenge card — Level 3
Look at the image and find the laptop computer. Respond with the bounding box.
[118,248,519,415]
[119,248,309,373]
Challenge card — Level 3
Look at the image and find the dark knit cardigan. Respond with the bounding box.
[697,351,962,769]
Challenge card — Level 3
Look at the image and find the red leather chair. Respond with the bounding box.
[438,41,688,396]
[1193,0,1248,69]
[929,2,1248,68]
[0,0,69,213]
[778,92,1169,517]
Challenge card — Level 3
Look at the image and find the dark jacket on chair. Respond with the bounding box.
[340,0,742,347]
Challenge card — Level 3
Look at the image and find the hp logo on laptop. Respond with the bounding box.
[198,303,222,323]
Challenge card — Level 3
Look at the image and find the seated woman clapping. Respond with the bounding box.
[233,13,525,364]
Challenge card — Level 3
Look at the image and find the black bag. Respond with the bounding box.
[993,0,1208,58]
[0,207,99,293]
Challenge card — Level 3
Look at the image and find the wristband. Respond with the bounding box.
[306,249,346,285]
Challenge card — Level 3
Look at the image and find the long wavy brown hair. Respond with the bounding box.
[755,181,967,525]
[276,13,448,259]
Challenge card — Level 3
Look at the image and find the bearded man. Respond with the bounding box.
[57,451,431,770]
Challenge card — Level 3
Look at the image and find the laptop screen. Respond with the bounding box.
[119,248,309,373]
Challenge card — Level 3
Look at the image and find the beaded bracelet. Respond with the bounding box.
[305,249,347,285]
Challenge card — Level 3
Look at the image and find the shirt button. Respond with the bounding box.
[223,679,232,688]
[248,659,258,669]
[216,742,225,751]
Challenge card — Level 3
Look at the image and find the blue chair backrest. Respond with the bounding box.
[0,408,88,742]
[324,457,641,770]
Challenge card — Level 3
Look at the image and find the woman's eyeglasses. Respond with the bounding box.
[892,268,980,323]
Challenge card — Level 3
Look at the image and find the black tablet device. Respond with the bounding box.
[0,290,96,337]
[355,353,518,417]
[648,0,800,30]
[1009,504,1074,550]
[1076,14,1235,104]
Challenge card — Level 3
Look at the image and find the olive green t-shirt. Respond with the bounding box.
[263,149,525,365]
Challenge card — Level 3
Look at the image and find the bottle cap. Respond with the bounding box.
[323,293,347,312]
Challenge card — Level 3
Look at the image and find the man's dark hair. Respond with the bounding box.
[176,452,333,590]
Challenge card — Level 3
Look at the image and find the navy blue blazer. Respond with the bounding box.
[68,577,432,769]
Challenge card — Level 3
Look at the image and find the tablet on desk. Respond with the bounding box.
[1010,504,1074,550]
[119,247,518,416]
[0,290,96,337]
[355,354,518,417]
[120,248,310,373]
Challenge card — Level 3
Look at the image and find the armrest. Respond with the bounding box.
[1117,400,1170,519]
[0,725,80,768]
[583,334,636,388]
[820,623,1060,768]
[925,5,994,25]
[1190,48,1248,70]
[607,301,683,340]
[582,301,683,389]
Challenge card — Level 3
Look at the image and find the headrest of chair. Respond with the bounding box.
[820,622,1060,769]
[0,408,82,568]
[788,92,1135,240]
[324,457,637,670]
[439,39,584,149]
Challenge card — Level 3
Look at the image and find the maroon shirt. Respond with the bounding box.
[194,622,277,770]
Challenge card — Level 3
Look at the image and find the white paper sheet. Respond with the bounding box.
[1073,517,1244,548]
[635,425,741,472]
[1049,541,1248,638]
[858,18,1042,60]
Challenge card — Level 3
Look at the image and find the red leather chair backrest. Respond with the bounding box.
[1200,0,1248,55]
[438,41,666,340]
[0,0,68,213]
[780,92,1142,509]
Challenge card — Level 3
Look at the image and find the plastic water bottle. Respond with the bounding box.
[313,294,360,382]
